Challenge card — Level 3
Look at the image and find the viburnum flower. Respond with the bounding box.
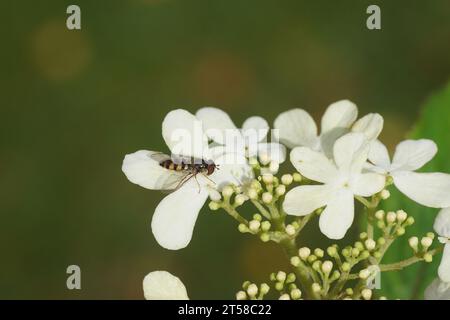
[143,271,189,300]
[434,207,450,282]
[283,132,386,239]
[367,139,450,208]
[273,100,383,157]
[122,109,252,250]
[196,107,286,164]
[425,278,450,300]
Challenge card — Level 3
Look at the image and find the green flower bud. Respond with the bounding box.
[208,201,221,211]
[261,220,271,231]
[260,233,270,242]
[314,248,324,258]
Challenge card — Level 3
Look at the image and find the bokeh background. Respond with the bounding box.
[2,0,450,299]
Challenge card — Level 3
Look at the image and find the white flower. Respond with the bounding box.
[143,271,189,300]
[434,207,450,282]
[273,100,383,157]
[196,107,286,164]
[367,139,450,208]
[425,278,450,300]
[283,133,385,239]
[122,109,252,250]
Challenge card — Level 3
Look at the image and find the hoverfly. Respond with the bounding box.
[151,152,219,192]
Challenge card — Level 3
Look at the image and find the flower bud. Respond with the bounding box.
[406,216,415,226]
[386,211,397,224]
[238,224,249,233]
[247,283,258,297]
[276,271,287,282]
[396,210,407,222]
[354,242,364,251]
[360,250,370,259]
[396,227,405,236]
[380,189,390,200]
[269,161,279,174]
[236,291,247,300]
[290,256,301,267]
[290,288,302,300]
[327,246,338,257]
[361,288,372,300]
[345,288,354,296]
[275,282,284,291]
[427,232,435,240]
[247,188,258,200]
[208,201,221,211]
[314,248,324,258]
[331,270,341,281]
[424,253,433,263]
[365,239,376,251]
[375,210,385,220]
[351,248,360,257]
[307,255,317,263]
[359,269,370,280]
[222,185,234,198]
[421,236,433,249]
[262,192,273,204]
[293,173,302,182]
[312,261,321,272]
[311,283,321,293]
[285,224,296,236]
[377,237,386,245]
[234,194,248,206]
[209,189,222,201]
[261,221,271,231]
[359,232,368,240]
[279,293,290,300]
[286,273,296,283]
[276,185,286,196]
[341,262,351,272]
[259,153,271,166]
[260,233,270,242]
[260,283,270,295]
[249,220,261,232]
[281,174,293,185]
[408,236,419,251]
[322,261,333,274]
[262,174,274,185]
[298,247,311,260]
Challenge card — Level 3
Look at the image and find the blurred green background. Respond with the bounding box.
[2,0,450,299]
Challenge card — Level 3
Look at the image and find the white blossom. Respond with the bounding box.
[434,207,450,282]
[283,133,385,239]
[143,271,189,300]
[273,100,383,157]
[122,109,252,250]
[196,107,286,164]
[367,139,450,208]
[425,278,450,300]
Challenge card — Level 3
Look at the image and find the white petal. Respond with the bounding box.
[242,116,269,144]
[321,100,358,133]
[391,139,437,172]
[392,171,450,208]
[196,107,244,149]
[368,139,391,170]
[425,278,450,300]
[210,151,253,190]
[283,185,333,216]
[122,150,184,190]
[438,244,450,283]
[143,271,189,300]
[257,142,287,164]
[434,208,450,238]
[333,133,369,176]
[319,127,350,158]
[319,188,354,239]
[352,113,384,141]
[290,147,338,184]
[151,179,208,250]
[162,109,210,159]
[274,109,319,149]
[350,173,386,197]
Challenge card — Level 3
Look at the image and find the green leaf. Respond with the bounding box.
[379,82,450,299]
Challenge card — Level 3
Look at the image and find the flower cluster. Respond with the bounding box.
[122,100,450,300]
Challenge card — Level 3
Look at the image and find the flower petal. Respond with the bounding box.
[274,109,319,149]
[257,142,287,164]
[350,172,386,197]
[151,179,208,250]
[196,107,244,149]
[162,109,210,159]
[352,113,384,141]
[391,139,437,172]
[283,185,333,216]
[122,150,184,190]
[333,133,369,176]
[143,271,189,300]
[434,207,450,238]
[290,147,338,183]
[319,127,350,158]
[321,100,358,133]
[439,244,450,283]
[392,171,450,208]
[319,188,354,239]
[368,139,391,170]
[425,278,450,300]
[242,116,269,143]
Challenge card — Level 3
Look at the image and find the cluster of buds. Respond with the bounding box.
[408,232,435,262]
[270,271,302,300]
[235,281,270,300]
[374,209,414,237]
